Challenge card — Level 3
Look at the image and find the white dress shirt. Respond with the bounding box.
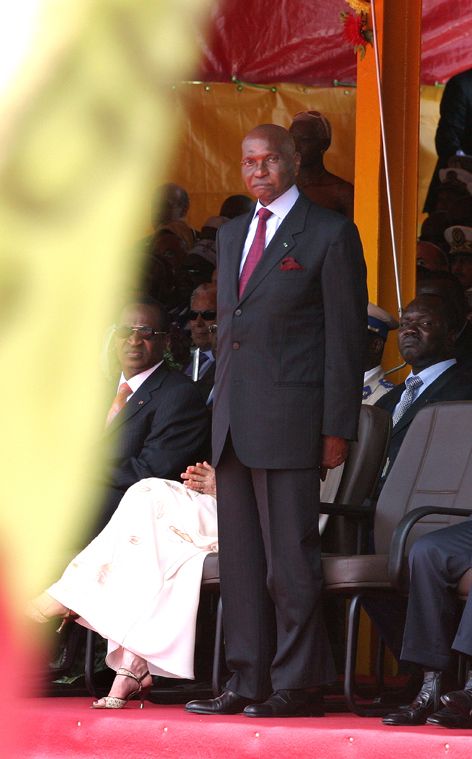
[239,185,300,274]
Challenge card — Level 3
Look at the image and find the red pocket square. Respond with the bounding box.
[280,256,304,271]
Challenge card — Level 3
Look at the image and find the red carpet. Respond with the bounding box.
[15,697,472,759]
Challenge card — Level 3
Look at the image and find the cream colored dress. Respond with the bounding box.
[48,478,218,679]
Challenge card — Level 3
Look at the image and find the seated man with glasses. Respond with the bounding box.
[96,295,210,529]
[183,283,217,404]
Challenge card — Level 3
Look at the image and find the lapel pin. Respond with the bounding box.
[138,400,144,406]
[283,242,288,248]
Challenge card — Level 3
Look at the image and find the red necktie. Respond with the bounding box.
[239,207,273,298]
[106,382,132,426]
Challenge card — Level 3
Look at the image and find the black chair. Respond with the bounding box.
[322,401,472,715]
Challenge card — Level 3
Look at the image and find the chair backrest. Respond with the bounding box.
[375,401,472,555]
[321,404,391,553]
[335,404,392,507]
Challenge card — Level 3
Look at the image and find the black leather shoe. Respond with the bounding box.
[185,690,254,715]
[382,671,443,726]
[243,689,324,718]
[373,672,424,707]
[440,687,472,719]
[427,706,472,729]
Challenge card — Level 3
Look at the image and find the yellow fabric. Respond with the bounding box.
[165,82,441,231]
[0,0,212,605]
[419,84,444,222]
[168,82,357,228]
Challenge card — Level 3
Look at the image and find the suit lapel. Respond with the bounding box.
[104,363,169,434]
[380,383,404,415]
[238,194,310,304]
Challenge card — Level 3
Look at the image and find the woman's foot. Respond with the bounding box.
[93,655,152,709]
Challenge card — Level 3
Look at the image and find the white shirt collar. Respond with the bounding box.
[404,358,456,389]
[119,361,164,395]
[254,184,299,222]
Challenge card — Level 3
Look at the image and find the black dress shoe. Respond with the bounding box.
[427,706,472,729]
[243,689,324,718]
[185,690,254,715]
[373,672,424,707]
[441,687,472,719]
[382,671,443,726]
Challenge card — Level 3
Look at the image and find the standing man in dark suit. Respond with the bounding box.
[424,68,472,213]
[186,124,367,717]
[375,293,472,486]
[97,296,209,527]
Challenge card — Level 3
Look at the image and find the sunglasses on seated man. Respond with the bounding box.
[188,310,217,321]
[114,325,167,340]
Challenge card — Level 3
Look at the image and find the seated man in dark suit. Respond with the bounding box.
[375,293,472,487]
[362,294,472,723]
[382,522,472,728]
[183,283,217,404]
[97,296,210,528]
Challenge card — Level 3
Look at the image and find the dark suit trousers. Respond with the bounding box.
[401,520,472,670]
[215,435,336,700]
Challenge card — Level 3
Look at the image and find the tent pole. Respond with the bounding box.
[370,0,403,318]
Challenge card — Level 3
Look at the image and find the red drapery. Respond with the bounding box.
[197,0,472,86]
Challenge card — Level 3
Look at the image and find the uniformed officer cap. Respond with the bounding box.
[368,303,399,340]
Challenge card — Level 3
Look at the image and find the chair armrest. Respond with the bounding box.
[388,506,472,591]
[320,499,376,554]
[319,500,376,519]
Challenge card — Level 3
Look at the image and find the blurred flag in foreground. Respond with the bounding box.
[0,0,212,745]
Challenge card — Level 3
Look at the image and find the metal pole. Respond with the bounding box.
[370,0,403,318]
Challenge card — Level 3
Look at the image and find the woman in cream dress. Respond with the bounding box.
[29,462,217,708]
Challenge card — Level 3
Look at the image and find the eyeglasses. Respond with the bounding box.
[114,325,167,340]
[188,310,217,321]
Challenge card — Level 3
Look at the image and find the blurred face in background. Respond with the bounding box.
[189,289,217,351]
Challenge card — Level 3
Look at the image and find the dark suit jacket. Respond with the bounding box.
[212,191,368,468]
[196,359,216,405]
[424,68,472,212]
[375,363,472,481]
[98,363,210,523]
[456,319,472,370]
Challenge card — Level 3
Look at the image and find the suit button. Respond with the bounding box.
[232,341,240,350]
[234,308,242,316]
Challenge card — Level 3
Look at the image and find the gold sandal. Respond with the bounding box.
[92,667,152,709]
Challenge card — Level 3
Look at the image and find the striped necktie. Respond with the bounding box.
[392,375,423,426]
